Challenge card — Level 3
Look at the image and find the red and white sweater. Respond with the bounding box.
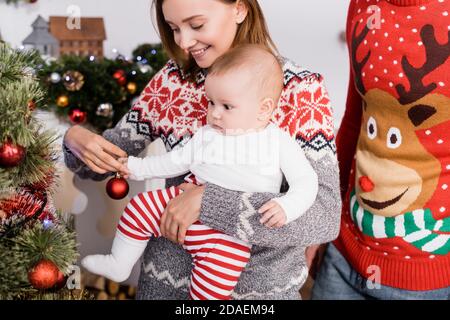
[335,0,450,290]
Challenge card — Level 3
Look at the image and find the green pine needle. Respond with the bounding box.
[0,215,79,299]
[0,79,45,145]
[0,43,42,84]
[0,42,82,300]
[0,127,59,189]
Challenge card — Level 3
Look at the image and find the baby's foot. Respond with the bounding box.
[81,254,132,282]
[82,232,147,282]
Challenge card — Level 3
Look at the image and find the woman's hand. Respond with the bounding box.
[160,183,205,244]
[64,125,128,174]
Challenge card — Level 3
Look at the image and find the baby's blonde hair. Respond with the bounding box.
[208,44,284,102]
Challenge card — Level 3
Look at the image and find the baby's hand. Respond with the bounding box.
[118,157,130,178]
[258,200,287,228]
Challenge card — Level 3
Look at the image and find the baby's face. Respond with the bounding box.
[205,71,267,135]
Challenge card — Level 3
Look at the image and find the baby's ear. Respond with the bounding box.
[259,98,275,121]
[261,98,275,112]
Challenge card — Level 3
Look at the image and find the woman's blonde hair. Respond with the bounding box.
[151,0,278,80]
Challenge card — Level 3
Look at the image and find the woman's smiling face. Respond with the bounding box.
[162,0,247,68]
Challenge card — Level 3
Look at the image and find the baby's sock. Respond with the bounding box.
[81,232,147,282]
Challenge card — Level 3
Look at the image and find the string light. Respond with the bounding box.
[42,218,54,229]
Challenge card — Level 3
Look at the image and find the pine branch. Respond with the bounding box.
[0,43,42,85]
[0,41,81,301]
[14,222,79,270]
[0,78,45,144]
[0,127,59,189]
[0,219,79,298]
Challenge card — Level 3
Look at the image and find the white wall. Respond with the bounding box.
[0,0,350,125]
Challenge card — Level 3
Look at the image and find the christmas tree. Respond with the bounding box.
[38,43,168,133]
[0,42,82,300]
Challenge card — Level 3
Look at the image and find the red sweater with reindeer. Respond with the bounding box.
[334,0,450,290]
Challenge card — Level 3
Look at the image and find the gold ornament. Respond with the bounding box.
[56,95,69,108]
[127,82,137,95]
[63,70,85,91]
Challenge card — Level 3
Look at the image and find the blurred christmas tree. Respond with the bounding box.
[38,43,168,133]
[0,42,83,300]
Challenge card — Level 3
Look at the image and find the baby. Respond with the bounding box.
[82,45,318,300]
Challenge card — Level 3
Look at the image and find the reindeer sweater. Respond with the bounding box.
[335,0,450,291]
[64,58,341,299]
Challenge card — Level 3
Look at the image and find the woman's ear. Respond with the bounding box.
[235,0,249,24]
[258,98,275,121]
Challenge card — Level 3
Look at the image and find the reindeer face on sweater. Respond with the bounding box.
[351,21,450,217]
[356,89,450,217]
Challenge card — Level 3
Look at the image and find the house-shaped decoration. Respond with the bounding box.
[49,16,107,58]
[22,15,59,57]
[22,15,106,58]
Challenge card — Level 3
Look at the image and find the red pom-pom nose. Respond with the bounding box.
[359,176,375,192]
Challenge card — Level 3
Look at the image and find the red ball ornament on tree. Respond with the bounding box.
[0,139,26,168]
[54,270,67,289]
[28,100,37,111]
[106,173,129,200]
[28,259,59,289]
[68,109,87,125]
[113,70,127,86]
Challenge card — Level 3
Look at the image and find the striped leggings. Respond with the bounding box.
[117,174,251,300]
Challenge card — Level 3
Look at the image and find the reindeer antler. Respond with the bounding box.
[351,21,371,95]
[396,25,450,105]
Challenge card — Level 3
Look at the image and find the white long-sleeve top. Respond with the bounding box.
[127,123,318,224]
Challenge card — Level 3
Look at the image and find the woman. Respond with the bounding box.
[64,0,341,299]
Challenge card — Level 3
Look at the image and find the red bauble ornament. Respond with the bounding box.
[54,270,67,289]
[28,100,37,111]
[106,174,129,200]
[0,139,26,168]
[68,109,87,124]
[28,259,59,289]
[113,70,127,86]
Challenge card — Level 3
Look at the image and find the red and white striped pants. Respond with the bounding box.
[117,174,251,300]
